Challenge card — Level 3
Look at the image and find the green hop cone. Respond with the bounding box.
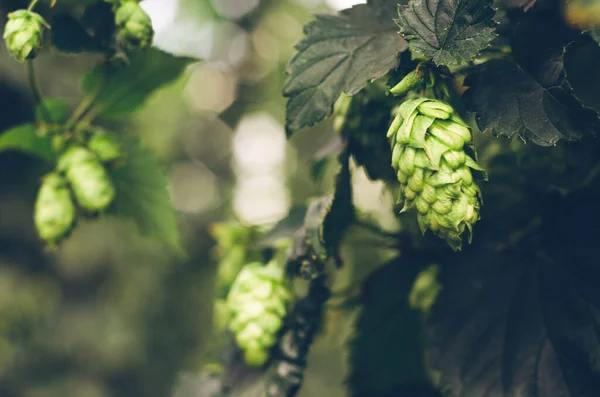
[3,10,49,62]
[226,261,293,367]
[114,1,154,51]
[34,173,76,244]
[87,128,123,163]
[58,146,116,212]
[387,98,486,251]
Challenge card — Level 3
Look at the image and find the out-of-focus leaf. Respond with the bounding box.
[564,38,600,113]
[426,240,600,397]
[283,0,408,134]
[310,134,345,182]
[336,82,398,183]
[108,134,183,254]
[463,59,600,146]
[36,98,70,124]
[396,0,497,66]
[0,123,55,163]
[321,150,354,262]
[81,49,195,120]
[511,12,580,88]
[346,257,428,396]
[256,206,308,248]
[50,15,100,54]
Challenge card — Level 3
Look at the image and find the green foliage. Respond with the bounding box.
[108,134,183,253]
[283,0,408,134]
[36,98,71,125]
[0,123,55,163]
[81,48,194,120]
[396,0,497,66]
[346,257,429,396]
[564,38,600,113]
[50,14,101,53]
[463,59,600,146]
[425,237,600,397]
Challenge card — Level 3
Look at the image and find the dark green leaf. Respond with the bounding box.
[322,150,354,262]
[426,243,600,397]
[463,59,600,146]
[511,12,580,88]
[283,0,408,134]
[81,49,195,120]
[339,82,398,183]
[346,257,428,395]
[396,0,497,66]
[564,38,600,113]
[36,98,71,124]
[0,123,55,163]
[80,2,116,51]
[310,134,345,182]
[50,15,100,54]
[108,134,183,254]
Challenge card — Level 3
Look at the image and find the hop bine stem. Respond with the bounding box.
[27,0,39,11]
[27,60,51,122]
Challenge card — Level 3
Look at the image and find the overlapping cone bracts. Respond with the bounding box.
[3,10,49,62]
[387,98,485,251]
[34,173,76,244]
[57,146,116,212]
[226,262,293,367]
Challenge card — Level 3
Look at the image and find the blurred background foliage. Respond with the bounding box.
[0,0,403,396]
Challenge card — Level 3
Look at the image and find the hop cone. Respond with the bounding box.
[87,128,122,163]
[114,1,154,51]
[34,173,76,244]
[387,98,486,250]
[3,10,49,62]
[226,262,293,367]
[58,146,116,212]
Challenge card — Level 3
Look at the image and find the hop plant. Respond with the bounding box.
[34,173,76,244]
[387,98,486,250]
[3,10,49,62]
[87,128,123,163]
[226,261,293,367]
[114,1,154,52]
[58,146,116,212]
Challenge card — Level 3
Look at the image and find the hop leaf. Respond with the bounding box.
[34,172,76,244]
[58,146,116,212]
[388,98,485,250]
[226,262,293,367]
[114,1,154,52]
[396,0,497,66]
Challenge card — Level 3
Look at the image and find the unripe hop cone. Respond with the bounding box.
[387,98,486,251]
[3,10,49,62]
[226,262,293,367]
[34,173,76,244]
[87,128,123,163]
[114,1,154,51]
[58,146,116,212]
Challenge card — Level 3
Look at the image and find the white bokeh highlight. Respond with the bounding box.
[232,113,290,225]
